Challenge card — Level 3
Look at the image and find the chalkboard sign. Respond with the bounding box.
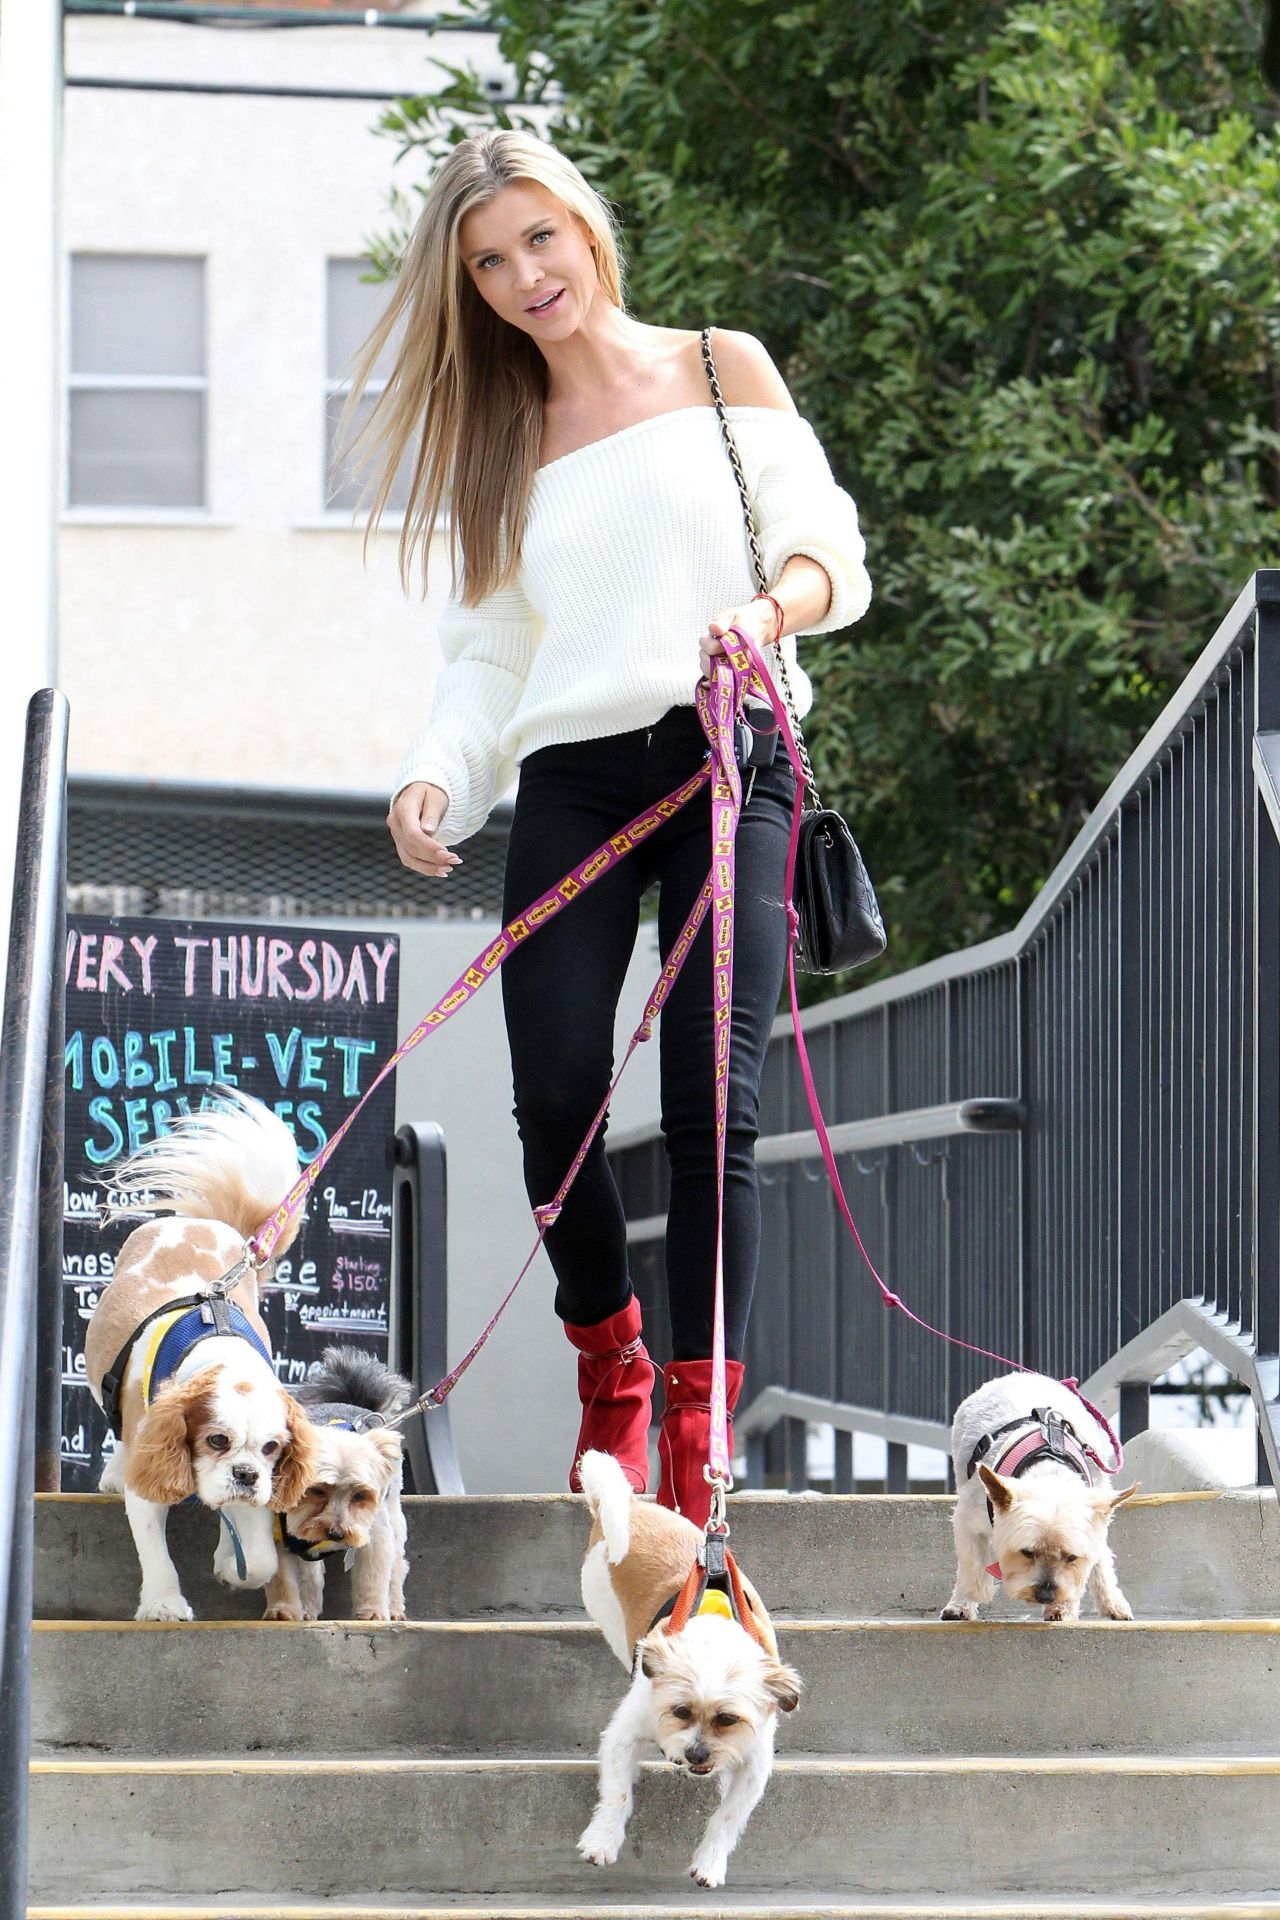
[60,915,400,1490]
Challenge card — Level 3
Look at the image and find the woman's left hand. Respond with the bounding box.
[699,599,777,680]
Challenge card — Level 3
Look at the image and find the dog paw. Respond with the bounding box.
[577,1825,621,1868]
[1042,1605,1079,1623]
[1101,1595,1134,1621]
[263,1602,303,1622]
[690,1852,729,1889]
[354,1606,391,1622]
[137,1593,194,1623]
[940,1603,976,1621]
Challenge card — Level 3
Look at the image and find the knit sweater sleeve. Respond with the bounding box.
[391,571,543,846]
[748,413,872,635]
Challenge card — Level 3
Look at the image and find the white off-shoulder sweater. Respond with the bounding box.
[392,403,872,844]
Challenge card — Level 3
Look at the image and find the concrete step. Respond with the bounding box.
[24,1904,1280,1920]
[26,1754,1280,1901]
[30,1617,1280,1759]
[33,1488,1280,1621]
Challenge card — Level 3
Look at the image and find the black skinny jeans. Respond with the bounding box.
[500,704,795,1362]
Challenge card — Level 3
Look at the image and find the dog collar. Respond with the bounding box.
[642,1533,769,1653]
[300,1398,388,1435]
[273,1512,348,1563]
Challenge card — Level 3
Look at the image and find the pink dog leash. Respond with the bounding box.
[723,624,1124,1482]
[243,760,714,1269]
[243,654,754,1432]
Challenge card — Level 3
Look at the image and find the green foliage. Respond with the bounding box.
[375,0,1280,973]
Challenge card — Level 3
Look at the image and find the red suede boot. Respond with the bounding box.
[565,1295,656,1494]
[656,1358,745,1528]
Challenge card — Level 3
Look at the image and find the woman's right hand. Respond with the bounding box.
[387,782,462,878]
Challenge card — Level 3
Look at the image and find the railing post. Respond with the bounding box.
[1117,795,1145,1364]
[1253,592,1280,1483]
[0,690,69,1920]
[35,783,65,1492]
[390,1121,463,1496]
[0,1369,34,1912]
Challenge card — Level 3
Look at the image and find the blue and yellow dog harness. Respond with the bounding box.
[99,1290,274,1439]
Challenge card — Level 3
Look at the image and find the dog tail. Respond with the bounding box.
[303,1345,410,1415]
[100,1086,303,1255]
[576,1449,633,1565]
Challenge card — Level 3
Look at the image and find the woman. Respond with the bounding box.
[363,129,871,1526]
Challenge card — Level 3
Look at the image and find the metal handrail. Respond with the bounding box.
[0,689,68,1915]
[608,570,1280,1488]
[785,568,1280,1036]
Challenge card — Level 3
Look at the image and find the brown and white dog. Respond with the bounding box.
[576,1450,801,1890]
[85,1090,318,1621]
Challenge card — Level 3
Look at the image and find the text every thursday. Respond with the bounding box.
[65,930,397,1004]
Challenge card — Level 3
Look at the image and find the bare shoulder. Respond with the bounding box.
[704,328,798,414]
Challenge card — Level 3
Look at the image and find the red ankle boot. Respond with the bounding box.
[656,1358,745,1528]
[565,1295,656,1494]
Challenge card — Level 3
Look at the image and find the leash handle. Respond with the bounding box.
[693,640,760,1495]
[722,626,1125,1479]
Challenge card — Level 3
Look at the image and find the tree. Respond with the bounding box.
[375,0,1280,973]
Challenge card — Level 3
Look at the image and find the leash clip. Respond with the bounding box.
[703,1473,731,1538]
[206,1240,270,1300]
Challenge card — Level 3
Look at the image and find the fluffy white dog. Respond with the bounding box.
[943,1369,1138,1623]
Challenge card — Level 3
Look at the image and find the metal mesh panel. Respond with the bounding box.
[67,777,510,923]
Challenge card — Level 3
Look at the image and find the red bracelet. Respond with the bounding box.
[753,592,786,645]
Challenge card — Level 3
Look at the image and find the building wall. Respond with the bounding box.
[60,10,486,793]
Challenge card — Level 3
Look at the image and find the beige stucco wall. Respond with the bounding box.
[59,11,489,793]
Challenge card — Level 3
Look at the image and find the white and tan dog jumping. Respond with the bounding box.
[85,1089,318,1620]
[576,1450,800,1890]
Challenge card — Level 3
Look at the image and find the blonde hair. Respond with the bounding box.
[344,129,627,605]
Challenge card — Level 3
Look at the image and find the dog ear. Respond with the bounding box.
[270,1396,320,1512]
[126,1370,215,1505]
[977,1463,1018,1511]
[637,1630,668,1681]
[764,1661,803,1714]
[1097,1479,1141,1514]
[368,1428,403,1481]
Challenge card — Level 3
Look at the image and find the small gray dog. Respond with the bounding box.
[264,1346,410,1622]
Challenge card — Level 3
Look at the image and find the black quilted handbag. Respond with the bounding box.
[701,326,887,975]
[793,806,887,975]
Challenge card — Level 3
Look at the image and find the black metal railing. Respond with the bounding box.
[610,570,1280,1488]
[1,690,69,1918]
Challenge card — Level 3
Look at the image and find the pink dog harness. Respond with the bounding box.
[967,1407,1097,1577]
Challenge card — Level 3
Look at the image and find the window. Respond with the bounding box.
[68,255,206,509]
[325,257,413,515]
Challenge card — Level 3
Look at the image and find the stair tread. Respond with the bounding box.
[31,1612,1280,1630]
[31,1748,1280,1772]
[25,1901,1280,1919]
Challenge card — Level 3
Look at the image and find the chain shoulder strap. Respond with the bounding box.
[699,325,822,808]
